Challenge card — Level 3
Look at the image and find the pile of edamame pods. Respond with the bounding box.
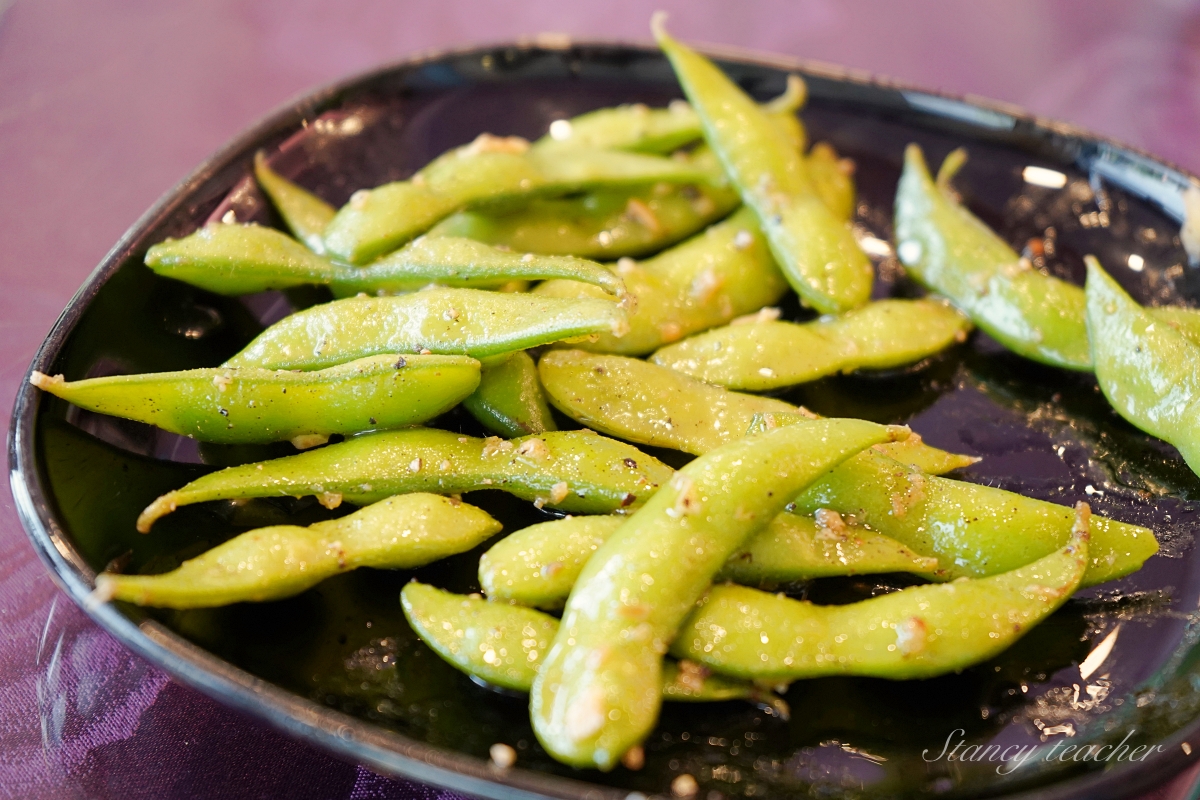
[39,14,1200,774]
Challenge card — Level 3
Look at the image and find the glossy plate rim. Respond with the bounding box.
[8,38,1200,800]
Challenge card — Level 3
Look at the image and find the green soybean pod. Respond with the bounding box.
[30,354,480,446]
[535,206,789,355]
[651,298,970,391]
[531,417,909,769]
[97,494,501,608]
[323,136,715,265]
[673,506,1089,681]
[253,152,336,253]
[223,287,628,371]
[653,17,873,314]
[144,224,625,299]
[478,513,938,610]
[792,443,1156,587]
[400,582,776,707]
[136,428,674,532]
[1085,256,1200,473]
[461,351,558,437]
[537,350,977,474]
[807,141,856,222]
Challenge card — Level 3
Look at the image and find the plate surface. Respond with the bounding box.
[11,41,1200,800]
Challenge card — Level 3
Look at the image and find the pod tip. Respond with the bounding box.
[650,10,669,40]
[29,371,64,392]
[87,575,118,610]
[137,492,179,533]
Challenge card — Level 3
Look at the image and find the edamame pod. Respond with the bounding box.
[400,582,774,706]
[224,287,628,371]
[254,152,335,253]
[461,351,558,437]
[1085,256,1200,474]
[145,224,625,299]
[654,17,873,314]
[651,298,970,391]
[537,350,976,474]
[531,417,909,769]
[535,206,789,355]
[531,74,806,154]
[136,428,673,532]
[479,513,938,610]
[673,506,1089,680]
[29,354,480,446]
[792,445,1156,587]
[807,141,856,222]
[323,135,716,264]
[99,494,500,608]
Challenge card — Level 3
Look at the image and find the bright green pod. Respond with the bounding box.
[537,350,976,474]
[254,152,336,253]
[479,513,938,610]
[99,494,500,608]
[653,18,873,314]
[224,287,628,371]
[896,146,1200,369]
[745,411,978,476]
[807,141,856,222]
[792,442,1157,587]
[431,182,740,260]
[651,298,971,391]
[145,224,624,299]
[673,509,1089,681]
[136,428,673,532]
[400,582,775,706]
[531,74,807,154]
[1085,256,1200,473]
[29,354,479,446]
[461,350,558,437]
[531,417,909,769]
[323,136,716,265]
[534,206,789,355]
[539,349,793,454]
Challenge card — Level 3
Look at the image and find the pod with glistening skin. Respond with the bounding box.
[136,428,674,532]
[30,354,480,445]
[461,350,558,438]
[98,494,501,608]
[224,287,629,371]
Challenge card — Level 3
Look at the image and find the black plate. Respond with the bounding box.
[11,41,1200,800]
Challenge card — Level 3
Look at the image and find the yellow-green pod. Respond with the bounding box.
[400,582,776,707]
[136,428,674,532]
[673,508,1089,680]
[651,298,970,391]
[224,287,628,371]
[479,513,937,610]
[31,354,479,445]
[253,152,335,253]
[461,351,558,437]
[98,494,500,608]
[807,141,856,222]
[535,206,789,355]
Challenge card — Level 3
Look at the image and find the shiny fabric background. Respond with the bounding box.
[3,1,1200,797]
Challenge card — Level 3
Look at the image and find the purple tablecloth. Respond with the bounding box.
[4,1,1200,797]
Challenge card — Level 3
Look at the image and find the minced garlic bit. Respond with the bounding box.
[671,774,699,797]
[540,561,565,578]
[482,436,514,457]
[675,659,709,692]
[894,617,928,656]
[615,257,638,276]
[489,742,517,769]
[443,307,460,321]
[439,459,452,471]
[624,197,662,232]
[318,492,343,510]
[28,371,65,390]
[564,685,607,741]
[419,348,432,355]
[889,472,926,518]
[690,268,724,302]
[666,473,700,518]
[211,373,234,392]
[814,508,848,540]
[515,437,551,459]
[291,433,330,450]
[610,316,631,338]
[620,745,646,771]
[758,367,776,378]
[732,229,754,250]
[730,307,781,326]
[659,321,683,342]
[461,132,530,156]
[549,481,570,504]
[409,457,423,472]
